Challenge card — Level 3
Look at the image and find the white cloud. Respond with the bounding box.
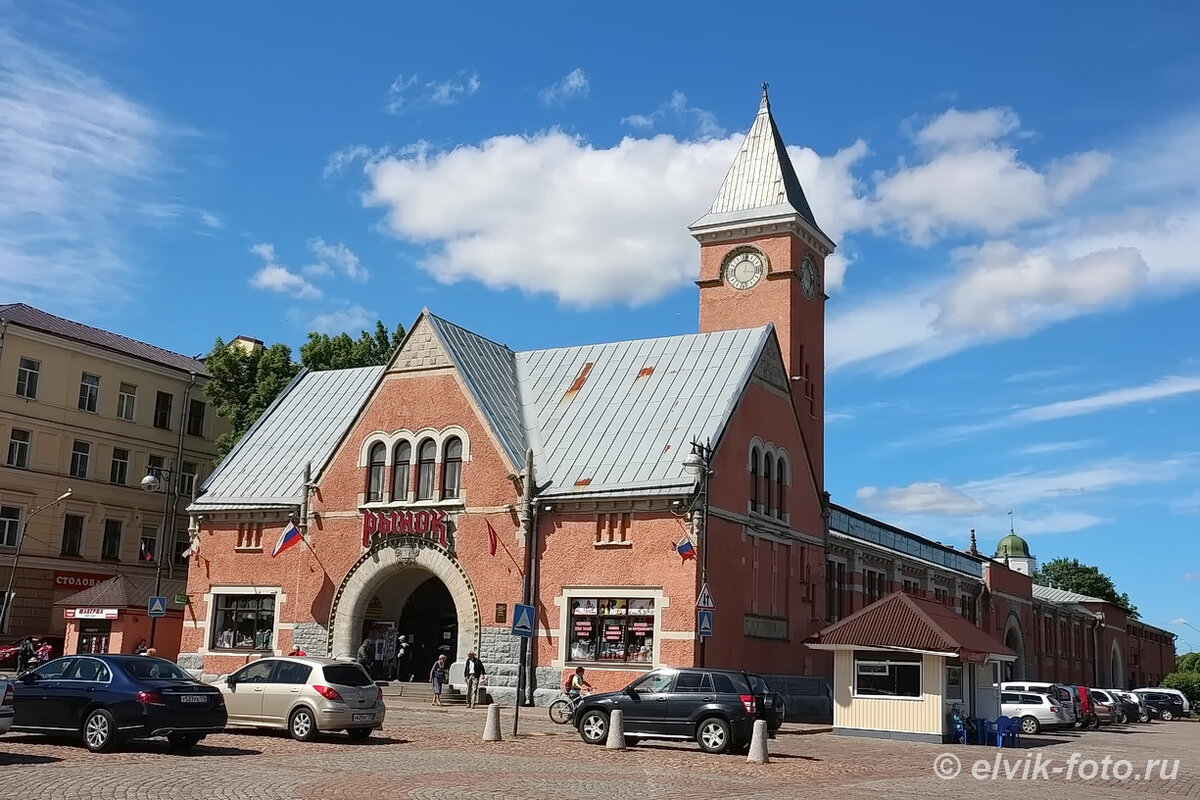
[959,457,1190,507]
[540,68,589,106]
[248,242,321,299]
[621,91,725,140]
[324,145,375,178]
[1017,440,1093,456]
[856,482,994,515]
[913,107,1021,149]
[307,237,367,281]
[0,28,166,310]
[1013,375,1200,422]
[387,71,480,115]
[1014,511,1107,535]
[311,303,377,335]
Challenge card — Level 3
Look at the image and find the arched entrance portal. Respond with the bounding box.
[329,536,479,680]
[1110,641,1126,688]
[1002,613,1027,681]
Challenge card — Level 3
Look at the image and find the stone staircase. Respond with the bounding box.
[379,680,470,705]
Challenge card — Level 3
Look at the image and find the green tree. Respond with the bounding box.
[1176,652,1200,673]
[1162,671,1200,705]
[300,321,405,371]
[1033,557,1139,618]
[205,339,302,458]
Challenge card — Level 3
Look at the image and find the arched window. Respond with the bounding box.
[749,447,760,513]
[416,439,437,500]
[392,441,411,502]
[763,455,774,515]
[441,437,463,499]
[366,442,386,502]
[776,457,787,519]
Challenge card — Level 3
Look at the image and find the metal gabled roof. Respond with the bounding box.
[517,326,770,492]
[689,86,826,240]
[1031,584,1105,605]
[190,365,382,509]
[426,314,526,469]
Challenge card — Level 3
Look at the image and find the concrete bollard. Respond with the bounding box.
[605,709,626,749]
[746,719,769,764]
[482,703,502,742]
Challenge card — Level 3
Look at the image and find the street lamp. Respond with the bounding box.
[681,439,714,666]
[1170,618,1200,637]
[141,464,177,648]
[1,489,73,633]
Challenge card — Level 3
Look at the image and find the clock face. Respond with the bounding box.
[722,250,766,291]
[800,256,821,299]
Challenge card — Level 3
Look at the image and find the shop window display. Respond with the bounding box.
[212,594,276,651]
[568,597,654,663]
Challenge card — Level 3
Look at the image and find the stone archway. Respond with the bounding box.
[1110,640,1126,688]
[1003,612,1027,680]
[329,536,480,664]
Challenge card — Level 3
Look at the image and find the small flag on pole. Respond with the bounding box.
[673,536,697,563]
[485,519,498,557]
[271,522,303,558]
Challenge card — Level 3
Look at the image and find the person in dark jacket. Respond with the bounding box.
[463,651,486,708]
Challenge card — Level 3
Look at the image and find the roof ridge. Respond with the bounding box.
[0,302,209,372]
[425,312,514,353]
[517,324,771,357]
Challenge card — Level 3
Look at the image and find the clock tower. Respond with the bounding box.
[690,85,836,486]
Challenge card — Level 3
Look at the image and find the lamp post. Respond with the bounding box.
[681,439,714,667]
[1170,618,1200,637]
[1,489,73,634]
[141,464,176,648]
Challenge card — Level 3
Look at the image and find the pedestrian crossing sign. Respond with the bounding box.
[148,596,167,618]
[511,602,535,638]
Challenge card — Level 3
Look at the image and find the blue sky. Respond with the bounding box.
[3,1,1198,647]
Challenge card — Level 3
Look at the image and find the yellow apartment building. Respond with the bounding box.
[0,303,228,648]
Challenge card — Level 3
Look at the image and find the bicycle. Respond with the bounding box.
[548,689,592,724]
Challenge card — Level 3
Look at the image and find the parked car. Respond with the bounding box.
[1136,690,1186,721]
[999,691,1070,734]
[213,656,384,741]
[1099,689,1140,723]
[1000,682,1077,726]
[572,667,785,755]
[1109,690,1149,723]
[1064,685,1110,728]
[1088,688,1121,724]
[1134,687,1191,716]
[11,655,226,752]
[0,636,64,670]
[0,679,13,735]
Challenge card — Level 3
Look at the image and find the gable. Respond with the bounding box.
[387,314,452,373]
[750,332,789,395]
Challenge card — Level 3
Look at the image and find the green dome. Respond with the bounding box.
[995,532,1032,559]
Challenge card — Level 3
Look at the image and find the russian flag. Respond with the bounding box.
[271,523,303,558]
[674,537,697,563]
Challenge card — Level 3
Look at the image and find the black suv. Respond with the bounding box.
[1137,691,1186,721]
[572,667,785,754]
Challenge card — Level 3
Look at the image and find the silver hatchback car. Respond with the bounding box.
[214,657,385,741]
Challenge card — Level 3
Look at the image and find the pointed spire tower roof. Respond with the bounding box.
[689,84,833,249]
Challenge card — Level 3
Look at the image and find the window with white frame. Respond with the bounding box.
[110,448,129,485]
[179,461,197,496]
[749,447,760,513]
[78,373,100,413]
[139,525,157,562]
[854,656,922,698]
[210,593,276,651]
[101,519,122,561]
[864,569,886,605]
[416,439,436,500]
[0,506,21,547]
[16,358,39,399]
[391,441,411,501]
[69,440,90,478]
[61,513,84,556]
[366,443,386,502]
[6,429,30,468]
[117,383,137,421]
[567,597,655,664]
[442,437,463,499]
[775,456,787,519]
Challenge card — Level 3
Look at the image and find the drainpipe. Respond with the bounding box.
[1091,613,1103,686]
[167,372,198,581]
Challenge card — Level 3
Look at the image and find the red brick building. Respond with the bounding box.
[179,88,1172,711]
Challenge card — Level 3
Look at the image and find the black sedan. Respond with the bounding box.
[11,654,226,752]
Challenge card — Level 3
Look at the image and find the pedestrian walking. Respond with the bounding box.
[429,654,448,706]
[463,651,486,708]
[356,638,373,675]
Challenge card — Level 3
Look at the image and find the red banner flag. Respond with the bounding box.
[485,519,498,556]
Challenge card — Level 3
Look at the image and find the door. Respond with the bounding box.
[59,657,112,730]
[14,658,76,729]
[665,671,714,736]
[224,660,275,724]
[617,670,675,734]
[261,660,312,726]
[77,622,112,654]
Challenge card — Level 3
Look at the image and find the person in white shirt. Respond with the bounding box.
[463,651,486,708]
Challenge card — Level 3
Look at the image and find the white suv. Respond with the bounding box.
[1000,690,1069,734]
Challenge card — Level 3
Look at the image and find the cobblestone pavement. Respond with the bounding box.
[0,703,1196,800]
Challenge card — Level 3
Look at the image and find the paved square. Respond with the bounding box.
[0,704,1195,800]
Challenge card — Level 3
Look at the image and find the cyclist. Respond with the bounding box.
[565,666,593,698]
